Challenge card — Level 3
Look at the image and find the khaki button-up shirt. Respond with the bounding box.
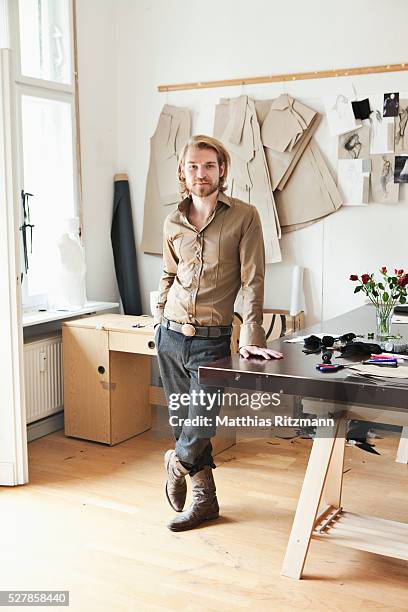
[154,191,266,348]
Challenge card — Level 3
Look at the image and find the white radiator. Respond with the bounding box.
[24,334,63,424]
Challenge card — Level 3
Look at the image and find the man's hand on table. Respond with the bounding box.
[239,345,284,360]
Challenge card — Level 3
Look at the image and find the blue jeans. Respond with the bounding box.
[155,324,231,475]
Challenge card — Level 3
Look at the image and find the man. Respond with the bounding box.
[154,135,283,532]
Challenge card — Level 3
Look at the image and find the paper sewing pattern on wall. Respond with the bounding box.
[214,94,342,243]
[141,84,408,257]
[141,104,191,255]
[213,95,282,264]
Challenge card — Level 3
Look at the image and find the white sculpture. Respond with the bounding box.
[47,218,87,310]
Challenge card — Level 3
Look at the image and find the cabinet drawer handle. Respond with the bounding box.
[148,341,155,349]
[98,365,105,374]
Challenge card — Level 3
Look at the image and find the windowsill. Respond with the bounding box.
[22,301,120,327]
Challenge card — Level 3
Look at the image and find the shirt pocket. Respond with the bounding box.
[173,232,196,289]
[171,233,184,261]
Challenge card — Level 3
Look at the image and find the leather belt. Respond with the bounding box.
[162,316,232,338]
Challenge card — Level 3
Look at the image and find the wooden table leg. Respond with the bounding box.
[281,416,343,579]
[323,418,347,508]
[396,426,408,464]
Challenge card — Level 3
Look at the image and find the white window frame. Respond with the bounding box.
[9,0,81,310]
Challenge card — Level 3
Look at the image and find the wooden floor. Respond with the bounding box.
[1,426,407,611]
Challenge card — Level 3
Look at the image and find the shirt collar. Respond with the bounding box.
[177,190,233,212]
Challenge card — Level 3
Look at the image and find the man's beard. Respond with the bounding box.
[188,180,219,198]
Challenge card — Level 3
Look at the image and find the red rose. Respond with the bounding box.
[361,274,370,284]
[381,266,387,274]
[399,269,404,276]
[349,274,358,281]
[397,274,408,287]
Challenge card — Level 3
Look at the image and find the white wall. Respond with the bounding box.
[76,0,120,303]
[77,0,408,324]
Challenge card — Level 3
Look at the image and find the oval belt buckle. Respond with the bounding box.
[181,323,196,336]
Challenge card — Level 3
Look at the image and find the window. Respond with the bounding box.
[18,0,72,85]
[11,0,79,308]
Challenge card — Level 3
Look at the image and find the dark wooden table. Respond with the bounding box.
[199,305,408,579]
[199,304,408,411]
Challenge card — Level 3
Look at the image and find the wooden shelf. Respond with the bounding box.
[158,62,408,92]
[313,510,408,561]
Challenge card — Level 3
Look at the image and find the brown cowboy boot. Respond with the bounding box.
[167,465,219,531]
[164,450,189,512]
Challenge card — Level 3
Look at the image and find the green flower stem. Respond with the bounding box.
[360,283,399,319]
[352,271,407,330]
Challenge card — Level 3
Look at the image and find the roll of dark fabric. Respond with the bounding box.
[111,178,142,315]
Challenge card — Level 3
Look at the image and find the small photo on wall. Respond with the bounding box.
[324,84,360,135]
[395,99,408,153]
[383,92,399,117]
[394,155,408,182]
[338,126,370,159]
[337,159,369,205]
[369,94,394,154]
[370,154,399,202]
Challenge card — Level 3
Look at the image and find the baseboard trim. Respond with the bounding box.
[27,411,64,443]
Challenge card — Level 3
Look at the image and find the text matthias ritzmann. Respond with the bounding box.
[168,415,335,427]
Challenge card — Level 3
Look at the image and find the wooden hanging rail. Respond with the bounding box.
[158,62,408,92]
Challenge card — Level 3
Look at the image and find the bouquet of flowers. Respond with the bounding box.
[350,267,408,337]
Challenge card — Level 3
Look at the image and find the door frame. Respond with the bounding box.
[0,48,28,485]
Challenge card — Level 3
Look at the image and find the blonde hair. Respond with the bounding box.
[177,135,230,199]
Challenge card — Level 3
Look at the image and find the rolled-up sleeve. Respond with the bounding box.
[154,219,178,326]
[238,207,266,348]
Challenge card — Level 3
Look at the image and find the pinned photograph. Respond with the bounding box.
[338,126,369,159]
[394,98,408,153]
[324,84,360,136]
[337,159,369,205]
[369,94,394,154]
[394,155,408,183]
[383,92,399,117]
[370,154,399,203]
[351,98,371,120]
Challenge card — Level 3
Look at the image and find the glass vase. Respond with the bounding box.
[375,308,393,340]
